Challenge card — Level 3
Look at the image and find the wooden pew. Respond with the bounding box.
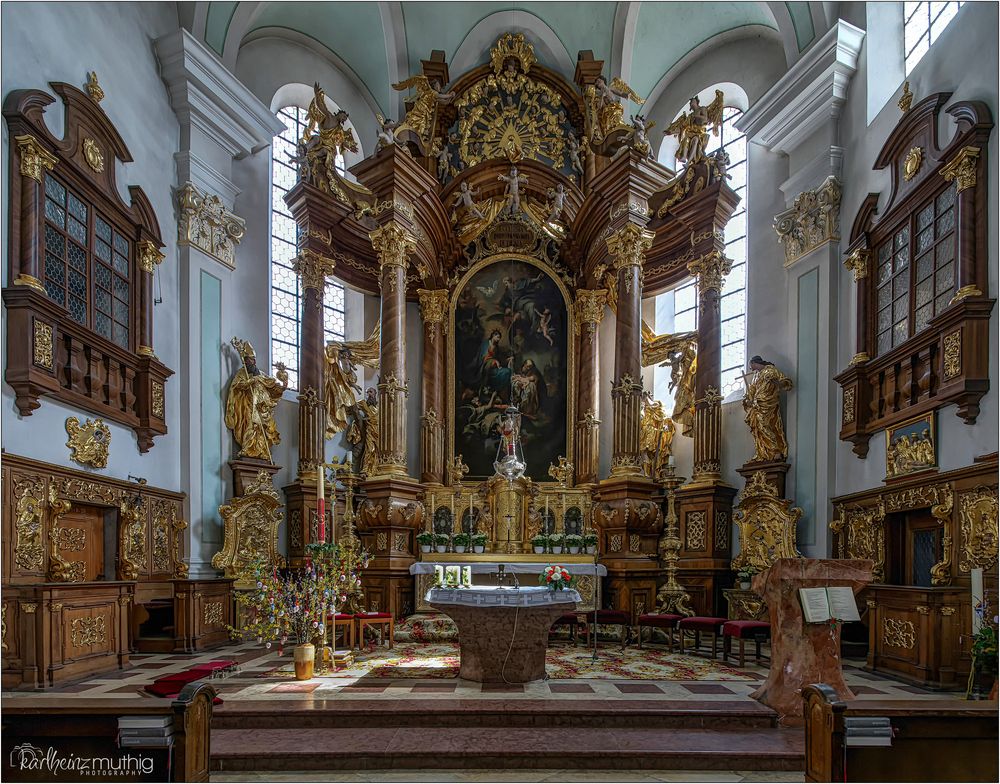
[1,681,215,782]
[803,683,999,782]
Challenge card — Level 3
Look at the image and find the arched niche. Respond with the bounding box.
[448,255,574,482]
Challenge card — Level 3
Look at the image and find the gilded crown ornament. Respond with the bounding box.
[85,71,105,103]
[490,32,536,77]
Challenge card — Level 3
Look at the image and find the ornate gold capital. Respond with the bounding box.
[292,248,337,292]
[941,146,980,193]
[417,288,449,326]
[369,223,416,271]
[774,176,842,266]
[574,289,608,334]
[606,223,654,272]
[15,134,58,183]
[137,240,165,274]
[177,182,246,269]
[849,352,870,366]
[14,273,45,294]
[687,250,733,294]
[950,284,983,304]
[844,247,870,281]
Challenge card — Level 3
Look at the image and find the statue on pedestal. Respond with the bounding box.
[742,355,794,463]
[664,90,725,165]
[300,82,359,194]
[583,75,644,156]
[224,338,288,463]
[391,74,455,151]
[323,324,381,439]
[347,387,379,477]
[639,395,675,478]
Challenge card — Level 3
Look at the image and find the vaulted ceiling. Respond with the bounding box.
[187,2,831,118]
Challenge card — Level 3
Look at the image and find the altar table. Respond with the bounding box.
[427,586,581,683]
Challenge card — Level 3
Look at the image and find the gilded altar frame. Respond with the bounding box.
[446,252,576,486]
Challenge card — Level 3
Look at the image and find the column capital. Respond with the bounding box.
[687,250,733,294]
[574,288,608,334]
[843,247,870,281]
[606,223,654,271]
[137,240,165,274]
[940,145,980,193]
[15,134,57,182]
[292,249,337,292]
[417,288,449,325]
[370,222,417,271]
[774,175,842,267]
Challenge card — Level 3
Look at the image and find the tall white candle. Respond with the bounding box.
[972,568,984,634]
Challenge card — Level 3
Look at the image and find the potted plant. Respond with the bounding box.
[550,533,564,554]
[969,597,998,699]
[565,534,583,554]
[453,532,471,553]
[434,533,450,553]
[531,534,548,554]
[583,532,599,555]
[736,566,756,590]
[416,531,434,553]
[539,564,574,591]
[471,532,487,553]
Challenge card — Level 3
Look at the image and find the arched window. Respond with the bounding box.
[269,105,346,390]
[904,2,965,73]
[654,105,748,406]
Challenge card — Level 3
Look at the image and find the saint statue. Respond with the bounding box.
[629,113,656,159]
[323,324,381,439]
[374,113,400,152]
[391,74,455,148]
[742,355,794,463]
[347,387,379,476]
[583,75,644,151]
[665,90,725,165]
[300,82,359,192]
[224,337,288,463]
[639,395,675,478]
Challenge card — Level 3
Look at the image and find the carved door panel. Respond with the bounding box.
[58,506,103,581]
[63,605,112,660]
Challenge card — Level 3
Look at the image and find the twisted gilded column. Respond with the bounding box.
[291,249,336,478]
[574,288,607,484]
[687,250,732,483]
[370,223,416,478]
[606,224,653,477]
[418,288,449,484]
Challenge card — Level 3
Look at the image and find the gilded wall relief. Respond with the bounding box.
[65,417,111,468]
[885,413,936,479]
[958,486,999,573]
[71,615,106,647]
[118,494,147,581]
[13,475,45,572]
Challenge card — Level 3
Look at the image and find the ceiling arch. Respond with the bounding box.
[449,10,575,77]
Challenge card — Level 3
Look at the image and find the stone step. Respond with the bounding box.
[211,726,804,772]
[212,698,778,730]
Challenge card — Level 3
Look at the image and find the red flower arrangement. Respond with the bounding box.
[540,564,574,591]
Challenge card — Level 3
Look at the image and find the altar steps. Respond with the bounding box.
[210,701,804,772]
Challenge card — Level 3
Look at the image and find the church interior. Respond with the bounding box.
[1,1,998,782]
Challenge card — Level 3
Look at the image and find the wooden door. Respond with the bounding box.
[57,505,104,581]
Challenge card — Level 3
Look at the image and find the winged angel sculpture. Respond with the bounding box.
[324,325,381,439]
[641,325,699,437]
[665,90,725,165]
[391,74,455,153]
[583,75,645,157]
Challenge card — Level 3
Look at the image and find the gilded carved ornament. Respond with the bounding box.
[842,387,856,425]
[950,284,984,304]
[13,476,45,573]
[773,176,842,266]
[212,470,285,587]
[118,494,147,581]
[85,71,105,103]
[903,147,923,181]
[417,289,449,341]
[830,502,885,582]
[843,248,870,281]
[82,138,105,173]
[849,352,870,366]
[71,616,107,647]
[943,330,962,380]
[898,81,913,114]
[687,250,733,295]
[292,248,337,293]
[46,486,85,582]
[177,182,245,269]
[65,416,111,468]
[573,289,608,335]
[928,488,954,586]
[33,320,54,369]
[369,223,416,275]
[958,485,998,573]
[15,134,58,182]
[606,223,654,273]
[137,240,165,274]
[883,617,916,650]
[732,472,802,573]
[940,146,979,193]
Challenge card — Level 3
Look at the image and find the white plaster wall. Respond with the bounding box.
[1,2,183,488]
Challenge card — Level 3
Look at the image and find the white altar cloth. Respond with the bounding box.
[410,562,606,576]
[426,585,582,607]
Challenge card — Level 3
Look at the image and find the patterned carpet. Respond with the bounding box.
[262,641,755,681]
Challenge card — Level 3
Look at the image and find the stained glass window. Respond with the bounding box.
[270,105,346,390]
[904,2,965,74]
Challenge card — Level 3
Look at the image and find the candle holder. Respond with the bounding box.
[655,465,694,616]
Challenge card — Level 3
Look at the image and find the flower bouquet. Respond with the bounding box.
[540,564,574,591]
[968,594,998,699]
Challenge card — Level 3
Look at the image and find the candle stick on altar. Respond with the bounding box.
[317,462,326,543]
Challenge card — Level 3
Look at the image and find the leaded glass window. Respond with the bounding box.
[904,2,966,74]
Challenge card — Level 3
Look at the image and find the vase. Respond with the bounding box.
[586,546,596,554]
[534,546,545,554]
[435,545,447,553]
[293,643,315,681]
[739,581,750,590]
[568,546,580,554]
[420,545,431,553]
[474,545,485,553]
[552,546,563,554]
[455,545,467,553]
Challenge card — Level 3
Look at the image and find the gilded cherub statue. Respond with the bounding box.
[324,323,381,439]
[742,355,794,463]
[347,387,379,476]
[545,183,567,223]
[225,337,289,462]
[629,113,656,159]
[584,74,645,154]
[665,90,725,165]
[299,82,359,192]
[374,113,400,153]
[391,74,455,150]
[451,180,485,222]
[639,395,675,479]
[498,165,528,215]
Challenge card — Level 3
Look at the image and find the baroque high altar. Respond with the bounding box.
[284,34,740,620]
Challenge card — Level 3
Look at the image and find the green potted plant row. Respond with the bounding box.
[565,534,583,554]
[434,533,450,553]
[416,531,435,553]
[453,532,471,553]
[550,533,565,554]
[472,532,487,553]
[531,534,548,554]
[583,532,598,555]
[736,565,757,590]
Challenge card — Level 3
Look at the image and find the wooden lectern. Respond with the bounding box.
[751,558,873,726]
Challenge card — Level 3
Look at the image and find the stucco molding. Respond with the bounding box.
[736,20,865,155]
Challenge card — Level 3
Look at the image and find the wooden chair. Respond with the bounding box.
[583,609,630,649]
[332,613,354,649]
[549,613,581,644]
[721,619,770,666]
[677,616,727,658]
[355,612,394,649]
[636,613,683,650]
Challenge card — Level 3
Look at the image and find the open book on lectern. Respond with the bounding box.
[798,586,862,623]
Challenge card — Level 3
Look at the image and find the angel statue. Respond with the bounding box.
[498,165,529,215]
[584,74,644,153]
[566,130,585,179]
[629,114,656,159]
[742,355,794,463]
[451,180,485,222]
[299,82,359,191]
[224,337,289,463]
[639,394,676,479]
[324,324,381,439]
[641,325,699,437]
[347,387,379,477]
[545,183,567,223]
[375,114,400,152]
[665,90,725,165]
[391,74,455,149]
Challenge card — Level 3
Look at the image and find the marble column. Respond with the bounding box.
[606,224,653,477]
[574,288,607,484]
[941,145,982,302]
[370,223,416,478]
[687,250,732,484]
[418,288,449,484]
[292,249,336,478]
[136,241,164,357]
